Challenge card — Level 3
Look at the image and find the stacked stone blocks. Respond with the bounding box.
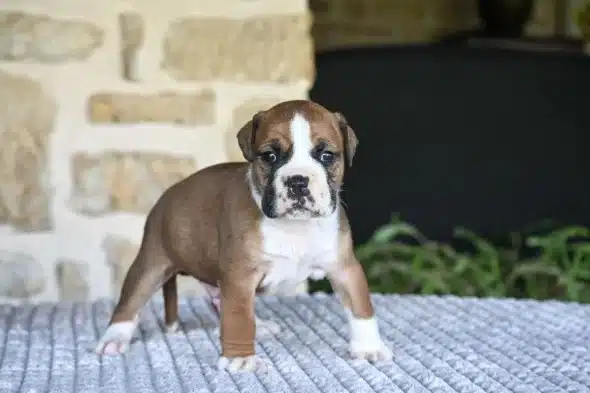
[0,0,313,303]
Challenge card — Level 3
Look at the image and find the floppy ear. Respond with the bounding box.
[237,111,263,162]
[333,112,359,167]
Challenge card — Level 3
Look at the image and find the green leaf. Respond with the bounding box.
[369,222,424,244]
[550,226,590,240]
[571,243,590,255]
[507,262,563,286]
[355,219,590,304]
[439,244,459,260]
[526,226,589,248]
[454,227,498,259]
[367,260,412,278]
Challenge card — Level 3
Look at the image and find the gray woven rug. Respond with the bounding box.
[0,294,589,393]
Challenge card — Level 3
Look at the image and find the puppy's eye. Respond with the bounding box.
[319,151,335,165]
[259,151,277,164]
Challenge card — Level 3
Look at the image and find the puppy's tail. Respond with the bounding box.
[163,274,178,331]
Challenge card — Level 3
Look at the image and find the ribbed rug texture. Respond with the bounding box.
[0,293,589,393]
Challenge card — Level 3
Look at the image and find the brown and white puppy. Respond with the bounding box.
[95,99,392,372]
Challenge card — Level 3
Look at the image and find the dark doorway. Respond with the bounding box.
[310,45,590,246]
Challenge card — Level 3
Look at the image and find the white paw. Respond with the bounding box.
[217,355,262,373]
[346,313,393,362]
[95,320,136,355]
[256,318,281,337]
[349,340,393,362]
[309,268,326,280]
[166,321,179,334]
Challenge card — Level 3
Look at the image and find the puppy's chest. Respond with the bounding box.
[259,218,339,289]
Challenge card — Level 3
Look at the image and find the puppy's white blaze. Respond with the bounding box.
[289,112,313,160]
[273,112,332,218]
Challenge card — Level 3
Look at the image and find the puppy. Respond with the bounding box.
[95,99,392,372]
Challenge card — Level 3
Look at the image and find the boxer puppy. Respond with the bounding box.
[95,99,392,372]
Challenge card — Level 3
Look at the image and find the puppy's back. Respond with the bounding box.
[146,162,251,282]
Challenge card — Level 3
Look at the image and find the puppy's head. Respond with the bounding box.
[237,100,358,220]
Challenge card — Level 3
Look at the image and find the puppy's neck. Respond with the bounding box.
[245,166,339,224]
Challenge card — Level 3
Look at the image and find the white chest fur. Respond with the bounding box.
[259,211,340,293]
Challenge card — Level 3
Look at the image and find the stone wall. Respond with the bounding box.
[0,0,313,304]
[311,0,581,51]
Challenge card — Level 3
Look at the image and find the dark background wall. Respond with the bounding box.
[310,0,565,52]
[309,45,590,246]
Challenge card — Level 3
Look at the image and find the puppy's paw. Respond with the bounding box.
[95,321,136,355]
[347,313,393,362]
[309,268,326,280]
[349,340,393,362]
[256,318,281,337]
[217,355,263,373]
[166,321,179,334]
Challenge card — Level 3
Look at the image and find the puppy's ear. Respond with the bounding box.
[333,112,358,167]
[237,111,263,162]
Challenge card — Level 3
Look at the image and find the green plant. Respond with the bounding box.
[575,1,590,40]
[310,216,590,303]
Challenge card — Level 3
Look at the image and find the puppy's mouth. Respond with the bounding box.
[292,193,314,209]
[281,208,320,220]
[288,202,318,216]
[282,196,338,219]
[256,173,338,220]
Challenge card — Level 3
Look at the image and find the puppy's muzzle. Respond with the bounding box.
[284,175,310,203]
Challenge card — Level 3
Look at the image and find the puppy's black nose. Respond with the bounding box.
[285,175,310,199]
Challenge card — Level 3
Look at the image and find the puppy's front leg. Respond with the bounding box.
[329,256,392,362]
[217,271,262,372]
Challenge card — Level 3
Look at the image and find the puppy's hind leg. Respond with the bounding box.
[96,248,172,355]
[163,274,179,333]
[201,282,221,322]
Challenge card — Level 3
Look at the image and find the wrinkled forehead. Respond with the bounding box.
[255,105,343,151]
